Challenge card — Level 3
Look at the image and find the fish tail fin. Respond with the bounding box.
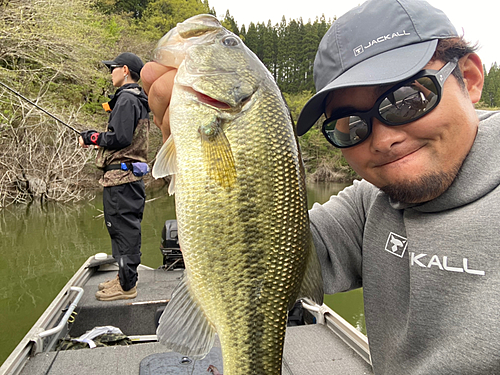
[293,237,324,309]
[152,135,177,194]
[157,273,216,359]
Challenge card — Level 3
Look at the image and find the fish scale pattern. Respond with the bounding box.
[159,14,315,375]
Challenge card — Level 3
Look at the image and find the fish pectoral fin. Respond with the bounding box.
[152,135,178,194]
[200,120,236,188]
[293,238,324,309]
[157,273,215,360]
[167,175,176,195]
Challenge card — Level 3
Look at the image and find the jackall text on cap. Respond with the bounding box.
[296,0,458,136]
[102,52,144,75]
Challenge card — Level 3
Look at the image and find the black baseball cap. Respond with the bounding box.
[296,0,458,136]
[102,52,144,75]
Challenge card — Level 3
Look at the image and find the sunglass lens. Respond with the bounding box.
[324,116,369,147]
[379,77,439,124]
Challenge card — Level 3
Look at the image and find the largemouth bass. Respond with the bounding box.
[152,14,323,375]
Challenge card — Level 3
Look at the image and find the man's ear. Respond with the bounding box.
[460,53,484,104]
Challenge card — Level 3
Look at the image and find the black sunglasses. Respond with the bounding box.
[109,64,123,73]
[322,59,459,148]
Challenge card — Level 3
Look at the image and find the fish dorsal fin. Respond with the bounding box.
[292,238,324,309]
[157,273,216,359]
[200,118,236,188]
[152,135,177,194]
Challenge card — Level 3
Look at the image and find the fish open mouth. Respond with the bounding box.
[195,91,231,109]
[184,87,231,110]
[185,86,254,110]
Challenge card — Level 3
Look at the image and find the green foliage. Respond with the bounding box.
[135,0,211,41]
[283,92,358,182]
[283,91,313,122]
[480,63,500,108]
[104,16,125,38]
[0,0,155,128]
[240,16,333,94]
[220,10,239,35]
[95,0,150,18]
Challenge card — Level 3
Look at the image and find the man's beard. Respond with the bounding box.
[380,166,461,204]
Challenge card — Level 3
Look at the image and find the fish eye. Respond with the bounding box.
[222,36,239,47]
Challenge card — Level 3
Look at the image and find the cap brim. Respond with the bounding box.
[296,39,438,136]
[101,60,116,69]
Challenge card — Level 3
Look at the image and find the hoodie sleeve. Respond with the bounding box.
[96,93,140,149]
[309,179,378,294]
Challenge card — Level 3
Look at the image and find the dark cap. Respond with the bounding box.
[102,52,144,75]
[296,0,458,136]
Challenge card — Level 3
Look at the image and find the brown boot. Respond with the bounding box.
[98,274,120,291]
[95,283,137,301]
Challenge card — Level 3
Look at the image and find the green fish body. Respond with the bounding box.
[152,14,323,375]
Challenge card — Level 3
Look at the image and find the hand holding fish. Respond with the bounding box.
[141,62,176,142]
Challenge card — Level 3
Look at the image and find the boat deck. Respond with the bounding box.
[2,257,373,375]
[20,325,372,375]
[67,266,182,337]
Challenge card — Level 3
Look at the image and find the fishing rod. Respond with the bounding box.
[0,80,81,135]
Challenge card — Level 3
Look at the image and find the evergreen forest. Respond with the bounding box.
[0,0,498,207]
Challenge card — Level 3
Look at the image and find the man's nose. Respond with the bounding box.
[369,118,406,153]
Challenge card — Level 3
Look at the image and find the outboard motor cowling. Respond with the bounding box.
[160,220,184,270]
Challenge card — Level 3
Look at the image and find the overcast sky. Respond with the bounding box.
[206,0,497,70]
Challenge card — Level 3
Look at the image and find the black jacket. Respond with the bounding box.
[97,83,150,150]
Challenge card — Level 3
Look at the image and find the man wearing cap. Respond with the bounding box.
[79,52,150,301]
[140,0,500,373]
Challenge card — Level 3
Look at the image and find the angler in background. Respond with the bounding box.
[79,52,150,301]
[141,0,500,373]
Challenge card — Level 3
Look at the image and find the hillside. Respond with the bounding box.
[1,0,498,207]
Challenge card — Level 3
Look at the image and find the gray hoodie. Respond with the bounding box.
[309,111,500,374]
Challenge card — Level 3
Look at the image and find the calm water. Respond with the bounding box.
[0,181,364,365]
